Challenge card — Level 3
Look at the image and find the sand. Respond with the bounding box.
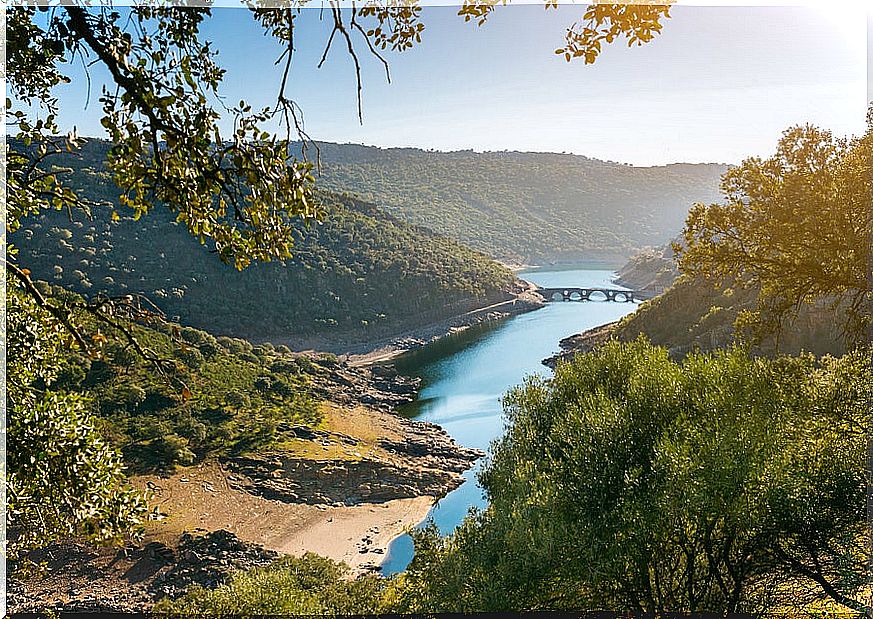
[136,462,434,575]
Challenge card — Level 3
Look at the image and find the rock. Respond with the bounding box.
[150,530,278,601]
[144,541,175,564]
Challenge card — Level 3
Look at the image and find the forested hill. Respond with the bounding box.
[304,142,728,264]
[13,140,516,343]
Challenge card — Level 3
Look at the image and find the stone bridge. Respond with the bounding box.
[537,287,641,303]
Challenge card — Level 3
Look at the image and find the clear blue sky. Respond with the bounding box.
[49,3,867,166]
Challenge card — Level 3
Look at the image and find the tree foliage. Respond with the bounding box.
[676,121,872,346]
[395,340,870,613]
[6,284,147,554]
[155,553,391,615]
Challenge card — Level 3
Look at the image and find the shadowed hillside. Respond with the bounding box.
[13,140,517,344]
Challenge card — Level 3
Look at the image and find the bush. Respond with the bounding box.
[156,554,388,615]
[175,346,204,369]
[84,359,116,386]
[252,345,272,359]
[176,414,207,447]
[224,390,251,410]
[102,384,147,413]
[152,434,196,467]
[269,376,295,398]
[198,340,220,359]
[269,359,300,375]
[54,357,88,389]
[254,376,273,393]
[216,335,235,351]
[180,326,211,347]
[107,343,139,369]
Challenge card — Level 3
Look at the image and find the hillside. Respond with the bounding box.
[549,249,848,365]
[13,140,517,344]
[613,242,678,294]
[611,276,848,358]
[9,280,485,611]
[305,142,728,264]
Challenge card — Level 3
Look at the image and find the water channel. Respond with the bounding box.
[381,266,641,574]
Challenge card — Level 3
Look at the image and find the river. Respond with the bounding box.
[380,267,641,574]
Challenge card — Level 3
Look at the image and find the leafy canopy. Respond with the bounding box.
[396,340,870,613]
[676,120,872,346]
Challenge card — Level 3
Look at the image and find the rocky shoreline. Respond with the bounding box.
[7,530,281,613]
[290,281,545,367]
[542,321,618,369]
[10,339,486,614]
[223,414,483,506]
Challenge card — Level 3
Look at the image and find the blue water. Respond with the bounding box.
[380,268,640,574]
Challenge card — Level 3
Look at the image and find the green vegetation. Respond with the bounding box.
[397,341,869,613]
[14,139,516,340]
[163,118,871,614]
[308,142,726,263]
[613,275,849,358]
[155,554,391,615]
[611,120,870,359]
[676,122,870,346]
[40,284,323,474]
[6,284,148,553]
[4,0,677,560]
[163,340,870,614]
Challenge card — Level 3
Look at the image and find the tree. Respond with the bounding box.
[6,285,147,554]
[396,340,870,613]
[676,118,872,347]
[5,1,675,550]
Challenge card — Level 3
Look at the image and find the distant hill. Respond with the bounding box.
[304,142,728,264]
[13,140,516,344]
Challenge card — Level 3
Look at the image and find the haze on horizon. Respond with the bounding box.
[47,3,867,166]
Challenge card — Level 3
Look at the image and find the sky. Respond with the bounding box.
[47,2,868,166]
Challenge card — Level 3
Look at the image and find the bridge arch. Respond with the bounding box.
[588,289,608,302]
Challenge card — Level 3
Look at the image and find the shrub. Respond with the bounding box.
[253,376,273,393]
[152,434,196,467]
[269,359,300,375]
[84,359,116,386]
[102,384,147,413]
[156,554,388,615]
[198,340,220,359]
[175,346,204,369]
[224,390,251,410]
[269,377,295,398]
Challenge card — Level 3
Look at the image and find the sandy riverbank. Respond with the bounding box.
[135,461,434,575]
